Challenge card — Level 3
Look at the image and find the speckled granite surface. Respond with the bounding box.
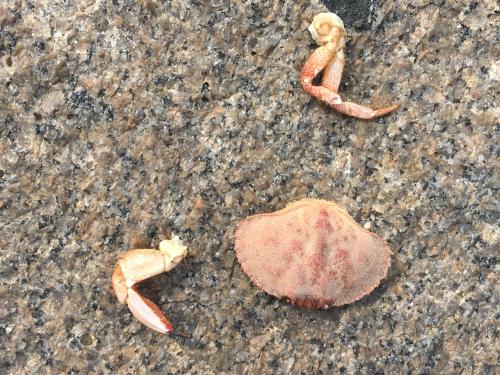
[1,0,498,373]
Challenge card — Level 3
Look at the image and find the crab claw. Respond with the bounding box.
[112,236,188,335]
[300,12,399,120]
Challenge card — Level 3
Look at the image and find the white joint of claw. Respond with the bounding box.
[308,12,345,45]
[112,235,188,335]
[160,235,188,272]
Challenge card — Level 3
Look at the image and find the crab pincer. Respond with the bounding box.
[112,236,188,335]
[300,12,399,120]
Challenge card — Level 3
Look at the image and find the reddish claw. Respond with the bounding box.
[300,13,399,120]
[112,236,188,335]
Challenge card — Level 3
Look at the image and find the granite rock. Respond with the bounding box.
[0,0,498,374]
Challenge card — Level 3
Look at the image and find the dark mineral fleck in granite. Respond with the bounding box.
[0,0,498,374]
[322,0,374,29]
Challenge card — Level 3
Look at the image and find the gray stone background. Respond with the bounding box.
[0,0,498,373]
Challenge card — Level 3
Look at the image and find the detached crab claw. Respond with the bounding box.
[300,12,399,120]
[112,236,188,335]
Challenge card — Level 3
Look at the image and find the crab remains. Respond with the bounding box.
[112,236,188,335]
[235,199,391,308]
[300,12,399,119]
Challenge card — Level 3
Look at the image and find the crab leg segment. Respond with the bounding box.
[329,101,400,120]
[300,43,342,106]
[112,237,188,335]
[300,12,399,120]
[321,49,345,92]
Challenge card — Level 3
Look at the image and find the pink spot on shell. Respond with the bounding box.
[314,208,332,231]
[314,215,332,231]
[335,249,348,261]
[290,239,304,256]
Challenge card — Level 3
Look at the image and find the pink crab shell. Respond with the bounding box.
[235,199,392,308]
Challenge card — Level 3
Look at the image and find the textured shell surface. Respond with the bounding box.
[235,199,392,308]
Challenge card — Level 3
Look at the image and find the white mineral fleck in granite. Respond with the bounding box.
[489,60,500,81]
